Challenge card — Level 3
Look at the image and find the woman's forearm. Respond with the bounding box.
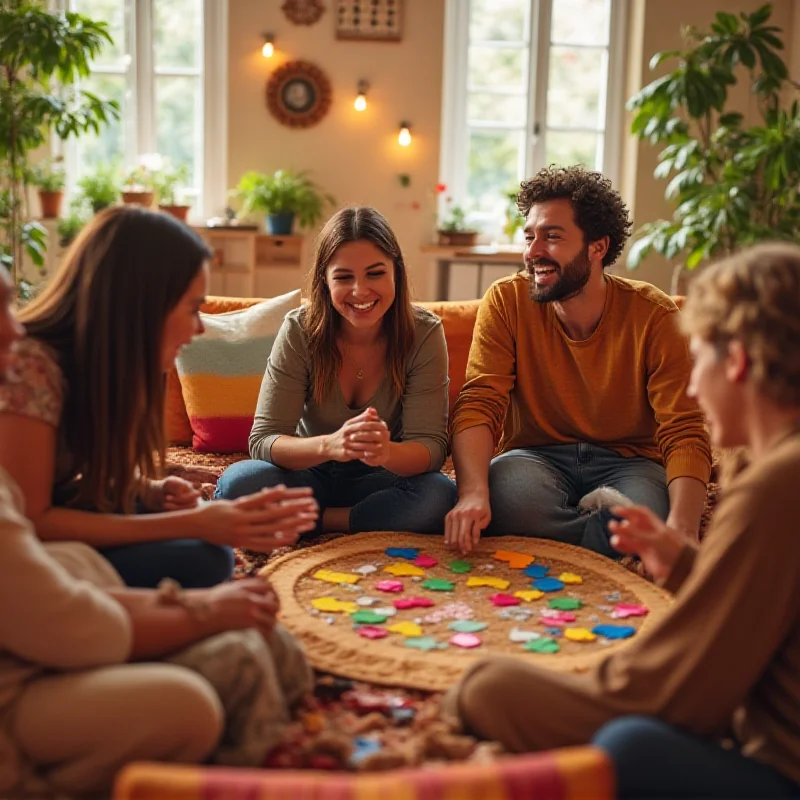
[383,441,432,477]
[268,434,334,470]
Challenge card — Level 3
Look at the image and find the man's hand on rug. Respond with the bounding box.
[608,505,685,584]
[141,476,201,512]
[444,491,491,554]
[205,577,279,636]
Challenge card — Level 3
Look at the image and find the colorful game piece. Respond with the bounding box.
[351,610,388,625]
[311,597,358,613]
[393,596,435,610]
[350,736,383,764]
[372,606,397,617]
[543,627,563,636]
[385,547,419,560]
[565,627,597,642]
[532,577,564,592]
[540,610,576,623]
[423,602,474,623]
[499,608,533,621]
[466,576,510,590]
[524,638,560,653]
[356,596,378,607]
[405,636,441,652]
[449,620,488,633]
[357,625,388,640]
[450,633,482,649]
[422,578,455,592]
[613,603,649,619]
[509,627,540,643]
[388,621,423,637]
[313,569,361,585]
[514,590,545,602]
[384,563,426,577]
[559,572,583,585]
[490,593,520,607]
[593,624,636,640]
[524,563,550,579]
[548,597,582,611]
[607,591,622,602]
[492,550,534,568]
[353,564,378,576]
[413,554,438,568]
[375,580,404,593]
[449,559,473,574]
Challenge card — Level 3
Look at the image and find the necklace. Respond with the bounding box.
[341,340,380,380]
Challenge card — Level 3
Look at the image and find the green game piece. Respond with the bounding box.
[449,560,473,574]
[449,620,488,633]
[524,637,560,654]
[422,578,455,591]
[548,597,582,611]
[351,610,388,625]
[405,636,440,651]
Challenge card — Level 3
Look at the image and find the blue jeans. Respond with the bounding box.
[486,443,669,556]
[593,716,800,798]
[215,459,458,535]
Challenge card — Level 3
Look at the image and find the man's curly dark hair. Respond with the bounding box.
[516,165,632,268]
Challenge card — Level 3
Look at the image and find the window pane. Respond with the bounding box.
[75,73,127,175]
[469,0,528,42]
[467,128,523,217]
[547,47,607,129]
[468,46,527,92]
[545,130,601,169]
[468,92,526,126]
[72,0,128,67]
[551,0,610,45]
[155,76,201,189]
[154,0,202,70]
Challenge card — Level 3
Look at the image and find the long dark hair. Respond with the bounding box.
[305,206,415,403]
[19,206,211,512]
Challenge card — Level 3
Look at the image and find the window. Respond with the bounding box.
[440,0,626,238]
[61,0,227,220]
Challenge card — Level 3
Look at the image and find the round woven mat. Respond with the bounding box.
[263,533,672,691]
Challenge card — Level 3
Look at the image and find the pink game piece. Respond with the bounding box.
[539,610,576,623]
[490,593,520,607]
[413,554,438,568]
[450,633,482,649]
[613,603,649,619]
[393,596,435,610]
[375,580,404,593]
[357,625,388,640]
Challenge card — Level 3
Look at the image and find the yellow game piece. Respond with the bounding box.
[466,576,511,590]
[514,590,545,602]
[313,569,361,585]
[388,621,423,637]
[311,597,358,613]
[384,562,425,577]
[565,627,596,642]
[559,572,583,585]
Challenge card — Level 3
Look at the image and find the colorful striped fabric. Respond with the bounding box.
[175,290,301,452]
[114,747,614,800]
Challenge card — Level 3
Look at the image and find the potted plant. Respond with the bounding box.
[625,3,800,290]
[235,169,335,235]
[28,158,66,219]
[121,164,155,207]
[76,163,120,213]
[502,188,524,244]
[437,199,479,247]
[56,204,87,248]
[155,161,191,221]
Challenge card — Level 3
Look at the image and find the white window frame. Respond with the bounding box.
[59,0,228,221]
[439,0,628,232]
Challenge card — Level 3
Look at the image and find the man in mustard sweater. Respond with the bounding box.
[444,166,711,555]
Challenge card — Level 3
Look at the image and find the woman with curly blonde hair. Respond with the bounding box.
[447,242,800,798]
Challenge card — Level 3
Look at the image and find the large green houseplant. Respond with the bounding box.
[0,0,119,291]
[235,169,334,235]
[626,3,800,283]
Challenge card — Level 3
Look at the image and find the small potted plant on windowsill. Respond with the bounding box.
[28,159,66,219]
[121,164,155,207]
[235,169,334,235]
[155,161,191,222]
[436,190,479,247]
[76,163,120,213]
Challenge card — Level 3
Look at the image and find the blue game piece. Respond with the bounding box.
[524,564,550,578]
[592,624,636,640]
[544,626,563,637]
[350,736,383,764]
[532,577,564,592]
[384,547,419,560]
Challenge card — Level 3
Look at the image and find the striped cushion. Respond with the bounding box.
[175,290,302,452]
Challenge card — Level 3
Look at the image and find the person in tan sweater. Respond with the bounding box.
[446,242,800,798]
[445,166,711,556]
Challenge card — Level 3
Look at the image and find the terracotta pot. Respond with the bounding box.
[122,190,154,207]
[437,229,479,247]
[159,204,191,222]
[38,190,63,219]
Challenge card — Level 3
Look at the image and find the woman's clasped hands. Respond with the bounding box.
[324,406,391,468]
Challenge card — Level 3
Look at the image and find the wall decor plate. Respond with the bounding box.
[335,0,403,41]
[282,0,325,26]
[266,60,332,129]
[262,533,673,691]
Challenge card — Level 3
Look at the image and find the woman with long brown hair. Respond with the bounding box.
[0,206,318,588]
[216,206,457,534]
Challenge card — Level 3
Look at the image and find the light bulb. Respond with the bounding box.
[398,124,412,147]
[354,93,367,112]
[261,37,274,58]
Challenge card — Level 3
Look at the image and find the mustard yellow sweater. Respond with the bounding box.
[452,273,712,484]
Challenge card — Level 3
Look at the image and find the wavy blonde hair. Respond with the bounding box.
[680,242,800,407]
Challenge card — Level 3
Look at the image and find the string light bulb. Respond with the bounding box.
[261,33,275,58]
[354,79,369,112]
[398,121,412,147]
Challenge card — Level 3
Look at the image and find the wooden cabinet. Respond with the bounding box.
[192,227,306,298]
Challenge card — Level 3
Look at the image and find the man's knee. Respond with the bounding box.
[456,657,518,739]
[592,715,667,763]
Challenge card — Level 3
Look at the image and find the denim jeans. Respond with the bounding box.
[593,716,800,798]
[215,459,458,536]
[485,443,669,556]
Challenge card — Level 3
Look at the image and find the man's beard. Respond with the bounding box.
[527,246,592,303]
